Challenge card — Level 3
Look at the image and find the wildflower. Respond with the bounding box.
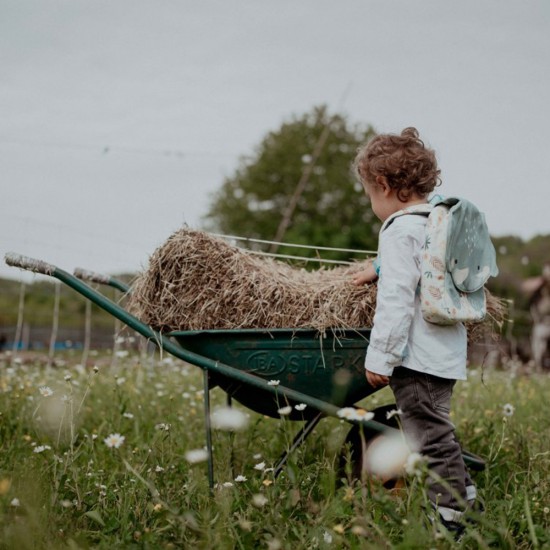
[404,452,425,476]
[333,524,345,534]
[267,380,280,386]
[123,412,134,419]
[64,374,72,382]
[234,475,247,483]
[364,432,410,478]
[277,406,292,416]
[254,461,266,471]
[337,407,374,422]
[222,482,234,488]
[253,453,262,459]
[155,423,170,431]
[0,478,11,495]
[38,386,53,397]
[155,465,165,473]
[543,507,549,514]
[10,498,20,507]
[353,409,374,422]
[92,434,98,440]
[33,445,52,453]
[210,407,249,431]
[252,493,268,507]
[323,531,333,543]
[93,366,99,374]
[502,403,515,417]
[295,403,307,411]
[103,433,125,449]
[337,407,356,419]
[185,449,208,464]
[262,479,273,487]
[386,408,403,420]
[153,503,162,512]
[351,525,367,536]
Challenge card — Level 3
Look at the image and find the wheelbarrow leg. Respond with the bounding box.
[274,412,323,478]
[203,370,215,491]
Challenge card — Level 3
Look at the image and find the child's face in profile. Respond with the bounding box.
[362,178,394,222]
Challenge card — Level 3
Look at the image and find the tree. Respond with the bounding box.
[203,105,378,262]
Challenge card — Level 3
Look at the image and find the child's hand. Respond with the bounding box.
[353,261,378,286]
[366,369,389,388]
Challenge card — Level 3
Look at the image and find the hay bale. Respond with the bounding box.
[128,228,505,340]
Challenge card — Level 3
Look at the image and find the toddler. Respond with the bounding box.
[353,127,478,536]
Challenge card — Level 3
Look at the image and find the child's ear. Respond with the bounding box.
[375,176,392,196]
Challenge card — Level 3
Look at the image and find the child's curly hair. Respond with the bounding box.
[353,127,441,201]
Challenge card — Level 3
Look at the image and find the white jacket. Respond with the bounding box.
[365,213,467,380]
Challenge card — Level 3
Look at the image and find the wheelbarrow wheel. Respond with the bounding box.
[339,404,402,488]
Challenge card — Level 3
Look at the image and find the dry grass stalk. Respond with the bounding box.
[128,228,505,341]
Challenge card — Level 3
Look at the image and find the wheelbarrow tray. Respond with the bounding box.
[170,328,374,419]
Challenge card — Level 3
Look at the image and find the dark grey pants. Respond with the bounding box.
[390,367,473,512]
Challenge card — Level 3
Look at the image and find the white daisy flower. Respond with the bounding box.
[252,493,268,507]
[123,412,134,419]
[155,465,165,473]
[386,408,403,420]
[404,452,425,476]
[33,445,52,454]
[185,449,208,464]
[10,498,20,507]
[210,407,249,431]
[254,461,266,471]
[234,475,247,483]
[103,433,125,449]
[267,380,280,386]
[502,403,515,417]
[38,386,53,397]
[337,407,356,419]
[295,403,307,411]
[277,406,292,416]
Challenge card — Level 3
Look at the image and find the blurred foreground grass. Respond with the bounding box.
[1,349,549,549]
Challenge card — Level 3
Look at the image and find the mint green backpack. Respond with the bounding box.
[380,196,499,325]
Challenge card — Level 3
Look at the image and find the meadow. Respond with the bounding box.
[0,348,549,549]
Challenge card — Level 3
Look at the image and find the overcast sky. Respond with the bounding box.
[1,0,549,282]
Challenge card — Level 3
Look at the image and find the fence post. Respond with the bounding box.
[81,297,92,367]
[12,281,26,361]
[48,281,60,367]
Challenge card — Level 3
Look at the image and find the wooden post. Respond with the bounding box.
[12,282,26,360]
[81,298,91,367]
[48,281,60,367]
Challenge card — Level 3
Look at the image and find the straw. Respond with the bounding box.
[128,228,505,340]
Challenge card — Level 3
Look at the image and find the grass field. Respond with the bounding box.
[1,348,549,549]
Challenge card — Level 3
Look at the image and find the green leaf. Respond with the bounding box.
[84,509,105,527]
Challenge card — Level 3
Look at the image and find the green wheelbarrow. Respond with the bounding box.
[5,253,486,489]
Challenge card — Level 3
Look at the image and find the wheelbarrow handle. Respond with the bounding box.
[5,253,55,276]
[74,267,130,293]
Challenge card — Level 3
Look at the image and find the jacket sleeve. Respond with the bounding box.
[365,222,422,376]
